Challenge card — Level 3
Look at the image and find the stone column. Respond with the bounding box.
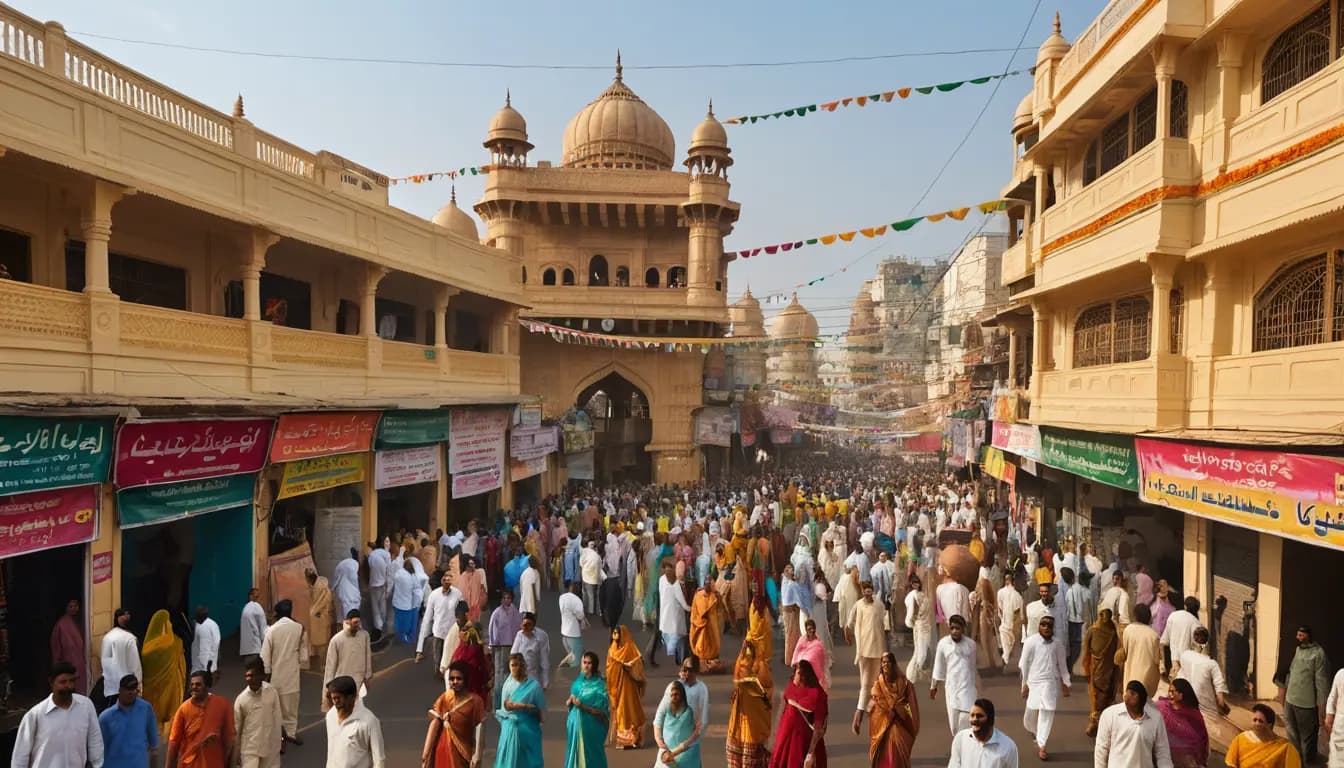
[1152,41,1180,141]
[434,285,458,378]
[1147,253,1180,356]
[361,265,388,388]
[1007,327,1019,388]
[82,181,133,394]
[1215,34,1247,172]
[245,229,279,394]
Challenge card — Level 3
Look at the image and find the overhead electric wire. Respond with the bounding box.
[67,32,1031,72]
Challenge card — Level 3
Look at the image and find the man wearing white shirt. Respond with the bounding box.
[557,582,587,667]
[903,575,933,683]
[259,600,307,745]
[579,542,602,615]
[936,574,971,633]
[1325,662,1344,766]
[931,615,979,735]
[657,562,691,667]
[1161,596,1201,677]
[100,608,143,709]
[239,588,269,665]
[997,574,1025,672]
[330,552,363,619]
[366,539,392,637]
[518,556,541,615]
[324,676,385,768]
[1025,583,1068,638]
[190,606,222,683]
[949,699,1018,768]
[1178,627,1235,745]
[1099,572,1133,631]
[1019,615,1071,761]
[13,661,103,768]
[416,572,461,677]
[1093,680,1172,768]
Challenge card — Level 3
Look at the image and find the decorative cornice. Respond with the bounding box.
[1054,0,1162,103]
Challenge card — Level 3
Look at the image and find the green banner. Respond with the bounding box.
[1039,427,1138,492]
[0,415,114,494]
[376,410,451,448]
[117,473,255,528]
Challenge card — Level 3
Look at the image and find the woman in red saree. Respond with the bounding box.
[868,652,920,768]
[768,659,828,768]
[449,622,492,704]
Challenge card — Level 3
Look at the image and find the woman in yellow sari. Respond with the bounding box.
[605,626,647,748]
[141,609,186,738]
[1226,704,1301,768]
[746,583,773,665]
[727,637,773,768]
[688,581,724,673]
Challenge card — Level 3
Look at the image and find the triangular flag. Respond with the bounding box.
[976,200,1002,214]
[806,105,817,113]
[897,87,912,99]
[805,238,819,245]
[820,235,838,245]
[771,112,783,118]
[841,98,853,106]
[783,109,796,117]
[725,118,741,125]
[821,101,840,111]
[925,212,946,222]
[882,91,895,102]
[749,116,759,123]
[948,207,970,221]
[872,225,887,236]
[890,218,921,231]
[750,248,762,256]
[838,232,856,242]
[794,241,804,249]
[869,93,882,101]
[860,227,877,238]
[856,96,868,106]
[764,245,779,254]
[915,86,934,95]
[969,76,992,85]
[935,81,965,92]
[739,250,751,258]
[780,242,793,252]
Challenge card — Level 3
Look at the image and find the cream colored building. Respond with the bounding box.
[0,4,525,708]
[766,293,821,387]
[996,0,1344,710]
[475,59,740,485]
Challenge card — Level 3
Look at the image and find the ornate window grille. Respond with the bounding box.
[1169,81,1189,139]
[1169,288,1185,354]
[1074,304,1114,368]
[1132,89,1158,153]
[1099,114,1131,175]
[1114,296,1152,363]
[1262,4,1332,104]
[1083,139,1099,186]
[1083,84,1190,187]
[1252,253,1344,351]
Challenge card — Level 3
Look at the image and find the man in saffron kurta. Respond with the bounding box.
[306,569,334,667]
[456,558,488,623]
[689,581,724,673]
[50,599,88,695]
[423,661,486,768]
[167,671,236,768]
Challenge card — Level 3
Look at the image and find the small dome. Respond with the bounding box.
[1013,91,1035,133]
[432,188,480,241]
[768,293,820,340]
[730,288,766,336]
[689,102,729,154]
[486,91,531,149]
[1037,11,1071,63]
[562,53,676,171]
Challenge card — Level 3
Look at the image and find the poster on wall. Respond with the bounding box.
[0,416,113,495]
[276,454,368,500]
[1039,427,1137,492]
[448,409,508,474]
[374,445,441,490]
[991,421,1042,460]
[270,412,379,461]
[511,426,560,461]
[510,456,547,481]
[0,484,99,558]
[376,410,451,448]
[694,407,734,447]
[114,418,273,487]
[117,474,256,529]
[1136,437,1344,551]
[452,466,503,498]
[567,450,595,481]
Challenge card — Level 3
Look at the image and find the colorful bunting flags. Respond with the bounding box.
[389,166,491,186]
[518,319,869,350]
[722,69,1031,126]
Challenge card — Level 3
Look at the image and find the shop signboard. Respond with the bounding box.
[694,407,734,447]
[117,473,256,528]
[511,426,560,461]
[510,456,547,481]
[452,465,503,498]
[518,405,542,429]
[563,427,595,454]
[1039,427,1138,492]
[270,412,379,461]
[375,410,451,448]
[0,484,99,558]
[91,551,113,584]
[567,450,595,481]
[991,421,1041,460]
[114,418,273,488]
[0,416,113,494]
[1136,438,1344,551]
[277,454,368,500]
[374,445,441,490]
[448,409,508,474]
[983,447,1018,484]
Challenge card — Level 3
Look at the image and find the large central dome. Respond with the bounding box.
[561,54,676,171]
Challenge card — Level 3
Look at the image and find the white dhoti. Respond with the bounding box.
[1023,684,1061,748]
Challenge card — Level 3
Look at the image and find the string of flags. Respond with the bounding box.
[723,69,1031,125]
[389,166,490,186]
[519,319,843,350]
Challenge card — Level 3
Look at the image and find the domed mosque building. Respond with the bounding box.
[473,55,741,484]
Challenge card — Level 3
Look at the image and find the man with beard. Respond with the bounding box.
[1026,582,1067,638]
[1019,615,1071,761]
[948,698,1019,768]
[323,610,373,712]
[931,614,979,735]
[1277,623,1331,763]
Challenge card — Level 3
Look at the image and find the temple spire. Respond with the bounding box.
[615,50,623,82]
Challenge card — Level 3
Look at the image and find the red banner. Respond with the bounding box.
[270,412,380,461]
[114,418,273,487]
[0,485,99,558]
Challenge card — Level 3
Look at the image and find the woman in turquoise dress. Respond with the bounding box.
[652,680,701,768]
[495,653,546,768]
[564,652,610,768]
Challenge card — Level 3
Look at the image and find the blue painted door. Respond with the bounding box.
[189,505,253,638]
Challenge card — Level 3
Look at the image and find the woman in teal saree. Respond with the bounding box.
[564,652,610,768]
[495,653,546,768]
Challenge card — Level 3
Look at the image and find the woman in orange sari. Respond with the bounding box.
[726,638,773,768]
[605,626,647,748]
[141,609,187,739]
[689,580,724,673]
[867,651,920,768]
[424,660,488,768]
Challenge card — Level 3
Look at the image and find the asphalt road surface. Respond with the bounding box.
[276,587,1141,767]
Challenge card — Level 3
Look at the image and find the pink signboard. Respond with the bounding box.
[452,465,503,498]
[114,418,273,487]
[91,551,113,584]
[0,484,99,559]
[991,421,1041,460]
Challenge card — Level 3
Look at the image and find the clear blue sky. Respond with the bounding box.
[25,0,1107,336]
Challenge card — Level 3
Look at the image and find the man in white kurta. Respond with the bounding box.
[1093,681,1173,768]
[848,581,889,721]
[997,574,1025,671]
[931,614,979,734]
[1161,596,1201,677]
[100,610,143,707]
[239,590,269,664]
[904,575,934,683]
[260,600,308,742]
[936,574,971,632]
[324,611,374,710]
[1099,572,1133,632]
[331,554,363,619]
[1019,615,1071,759]
[657,566,691,666]
[235,659,284,768]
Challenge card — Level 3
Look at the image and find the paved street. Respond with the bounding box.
[277,586,1157,768]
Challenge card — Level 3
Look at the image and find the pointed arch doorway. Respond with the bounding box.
[576,372,653,484]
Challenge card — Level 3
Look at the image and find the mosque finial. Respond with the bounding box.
[707,98,714,118]
[1053,10,1061,34]
[451,184,457,205]
[232,93,245,119]
[505,88,511,107]
[615,50,623,82]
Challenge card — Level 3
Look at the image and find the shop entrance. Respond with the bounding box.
[1277,539,1344,695]
[120,506,253,640]
[269,484,365,562]
[576,373,653,485]
[1,544,85,703]
[377,482,437,541]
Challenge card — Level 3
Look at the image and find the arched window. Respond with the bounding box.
[1113,296,1152,362]
[615,266,630,287]
[1073,296,1153,367]
[1253,253,1344,351]
[644,268,660,287]
[588,254,609,286]
[542,268,556,286]
[1073,304,1114,368]
[667,266,686,287]
[562,268,576,286]
[1262,4,1331,104]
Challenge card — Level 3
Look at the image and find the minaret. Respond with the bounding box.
[682,101,735,306]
